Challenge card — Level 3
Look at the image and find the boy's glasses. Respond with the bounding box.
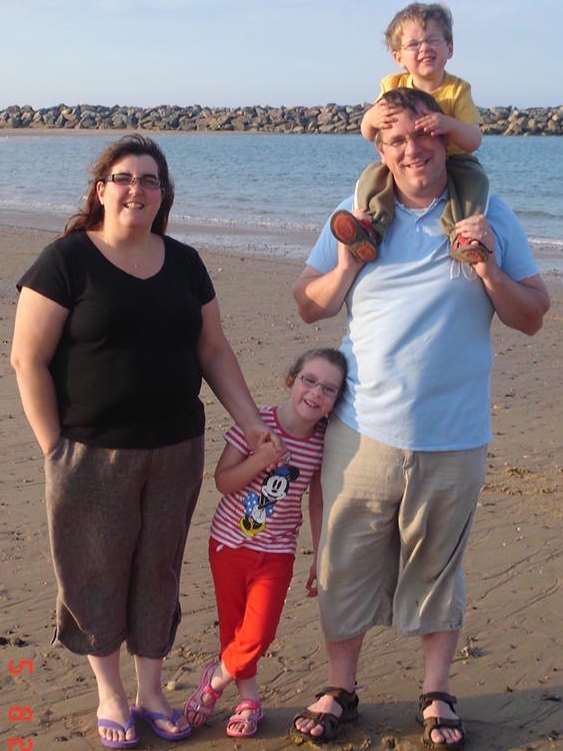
[104,173,162,190]
[401,36,446,53]
[299,374,339,399]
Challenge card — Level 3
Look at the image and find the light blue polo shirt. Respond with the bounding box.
[307,194,539,450]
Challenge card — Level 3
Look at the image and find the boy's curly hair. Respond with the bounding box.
[385,3,453,51]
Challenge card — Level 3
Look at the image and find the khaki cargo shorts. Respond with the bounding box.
[317,418,487,640]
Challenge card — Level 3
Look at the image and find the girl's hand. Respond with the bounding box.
[243,422,272,452]
[245,423,287,456]
[256,433,287,464]
[254,430,290,471]
[305,562,318,597]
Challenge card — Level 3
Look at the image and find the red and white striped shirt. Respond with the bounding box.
[209,406,325,554]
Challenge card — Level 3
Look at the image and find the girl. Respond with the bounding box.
[184,348,347,738]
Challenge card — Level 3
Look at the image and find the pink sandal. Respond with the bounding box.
[226,699,263,738]
[183,661,223,726]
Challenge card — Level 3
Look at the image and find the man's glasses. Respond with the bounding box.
[379,130,436,150]
[105,173,162,190]
[299,374,339,399]
[401,36,446,53]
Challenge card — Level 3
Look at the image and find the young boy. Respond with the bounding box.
[330,2,490,265]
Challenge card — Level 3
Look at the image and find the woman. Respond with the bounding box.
[11,135,283,748]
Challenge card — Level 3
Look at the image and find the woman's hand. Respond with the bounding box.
[255,432,287,464]
[11,288,68,455]
[198,299,287,450]
[248,427,290,471]
[42,434,62,458]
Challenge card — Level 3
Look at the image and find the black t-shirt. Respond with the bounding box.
[18,232,216,448]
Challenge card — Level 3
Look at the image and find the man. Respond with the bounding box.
[292,88,549,749]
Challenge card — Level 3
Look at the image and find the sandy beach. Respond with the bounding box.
[1,223,562,751]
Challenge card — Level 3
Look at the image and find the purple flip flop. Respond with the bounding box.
[97,713,139,749]
[133,705,192,741]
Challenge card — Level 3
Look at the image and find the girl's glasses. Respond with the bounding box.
[299,374,339,399]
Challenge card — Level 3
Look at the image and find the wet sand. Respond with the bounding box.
[1,223,562,751]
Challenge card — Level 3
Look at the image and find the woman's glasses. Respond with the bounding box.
[105,173,162,190]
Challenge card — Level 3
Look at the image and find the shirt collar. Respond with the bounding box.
[396,189,448,218]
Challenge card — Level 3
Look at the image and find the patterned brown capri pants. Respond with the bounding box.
[44,435,204,658]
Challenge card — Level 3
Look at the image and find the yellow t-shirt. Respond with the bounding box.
[379,71,480,155]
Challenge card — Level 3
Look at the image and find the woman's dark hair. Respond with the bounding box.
[286,348,348,402]
[64,134,175,236]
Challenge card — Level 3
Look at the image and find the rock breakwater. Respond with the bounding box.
[1,103,562,135]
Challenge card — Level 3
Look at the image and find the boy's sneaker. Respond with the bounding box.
[330,210,379,263]
[450,234,491,264]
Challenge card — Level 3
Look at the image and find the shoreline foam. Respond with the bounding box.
[1,206,561,275]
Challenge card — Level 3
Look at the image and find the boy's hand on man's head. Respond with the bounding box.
[366,99,402,130]
[415,111,454,137]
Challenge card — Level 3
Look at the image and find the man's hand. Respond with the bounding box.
[454,214,497,279]
[335,208,374,268]
[453,213,550,334]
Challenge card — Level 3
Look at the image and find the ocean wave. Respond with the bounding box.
[171,211,319,233]
[529,236,563,248]
[0,198,75,215]
[515,208,563,220]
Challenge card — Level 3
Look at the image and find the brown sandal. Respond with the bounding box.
[330,210,379,262]
[290,686,359,744]
[450,234,491,264]
[417,692,465,750]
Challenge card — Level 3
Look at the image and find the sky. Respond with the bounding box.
[4,0,561,110]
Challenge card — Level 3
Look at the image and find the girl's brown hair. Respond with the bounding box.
[286,348,348,402]
[64,134,175,236]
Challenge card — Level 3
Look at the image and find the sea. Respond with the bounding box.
[0,131,562,272]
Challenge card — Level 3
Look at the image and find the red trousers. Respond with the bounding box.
[209,538,294,679]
